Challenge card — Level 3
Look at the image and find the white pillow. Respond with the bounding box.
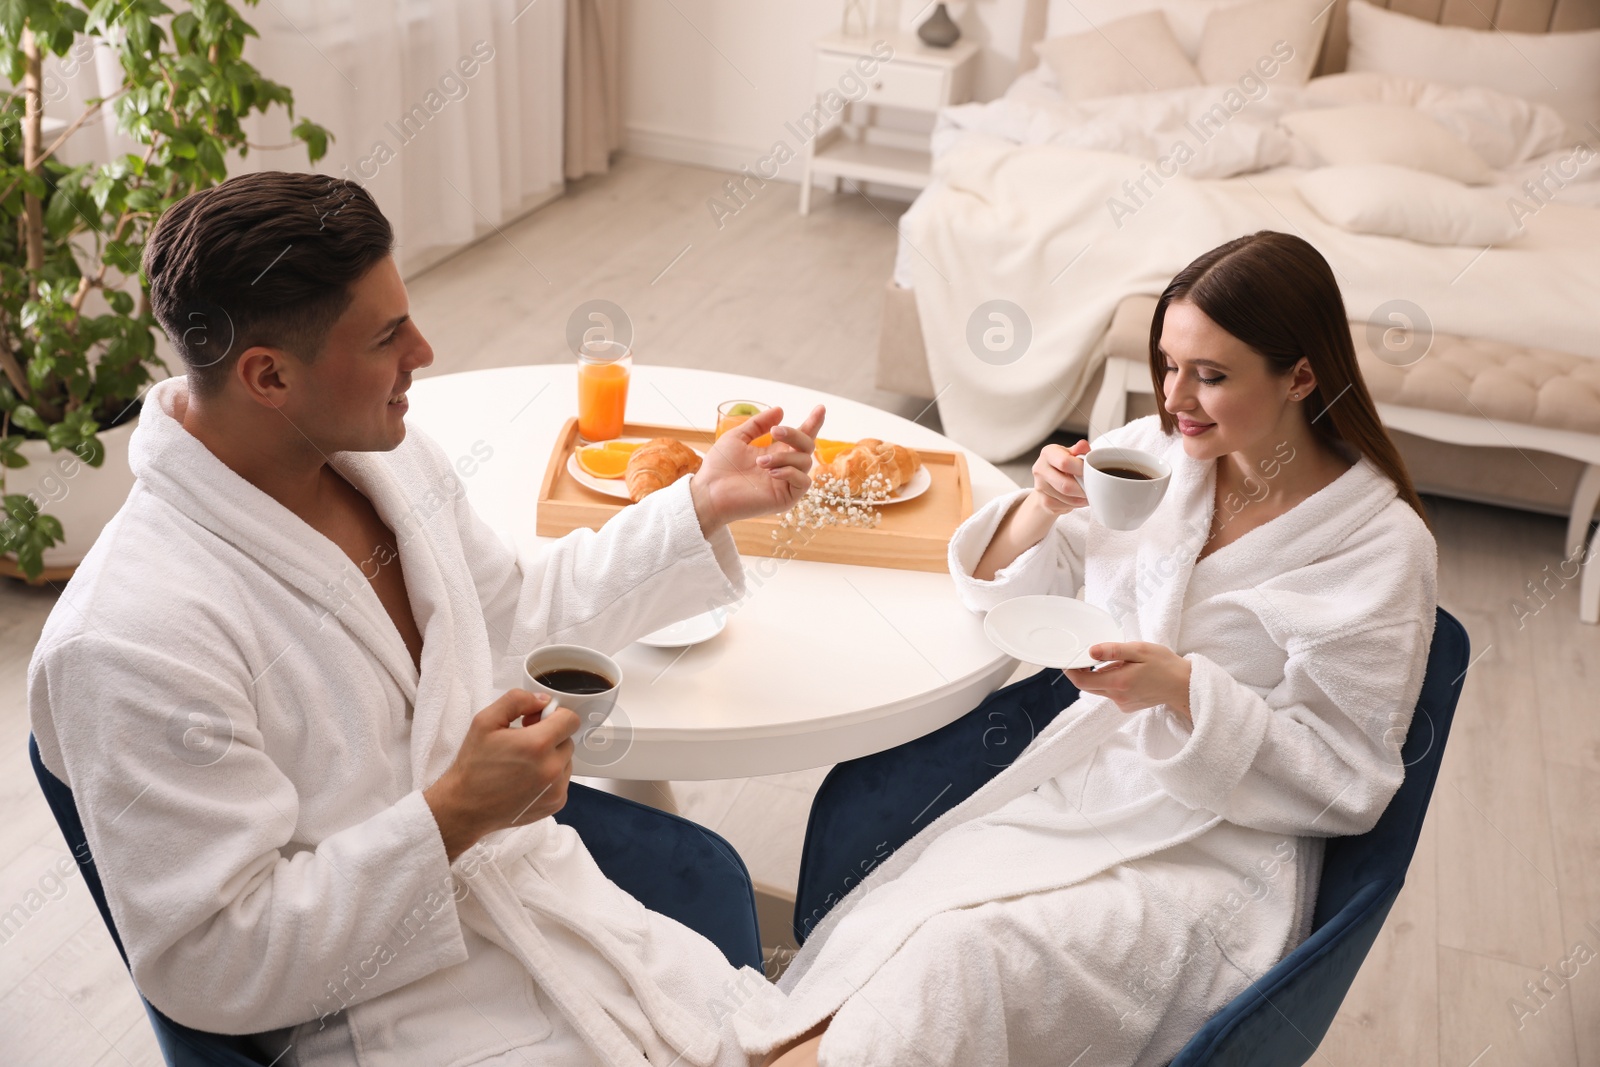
[1297,164,1522,246]
[1196,0,1330,86]
[1344,0,1600,139]
[1033,11,1202,101]
[1305,72,1571,169]
[1043,0,1243,57]
[1280,104,1495,184]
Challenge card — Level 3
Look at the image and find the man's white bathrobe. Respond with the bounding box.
[736,416,1437,1067]
[29,377,783,1067]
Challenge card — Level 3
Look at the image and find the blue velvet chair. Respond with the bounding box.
[30,737,762,1067]
[793,606,1467,1066]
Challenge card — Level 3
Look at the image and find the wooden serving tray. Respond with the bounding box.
[535,419,973,573]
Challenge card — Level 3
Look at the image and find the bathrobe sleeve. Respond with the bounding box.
[445,456,746,689]
[31,633,471,1035]
[948,490,1091,611]
[1141,508,1438,837]
[947,418,1158,612]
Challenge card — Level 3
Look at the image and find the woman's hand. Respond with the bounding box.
[1031,439,1090,516]
[689,404,826,534]
[1065,642,1193,727]
[973,440,1091,581]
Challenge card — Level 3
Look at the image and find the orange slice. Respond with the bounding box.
[814,438,855,464]
[576,445,631,479]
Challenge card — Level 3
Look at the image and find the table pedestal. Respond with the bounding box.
[576,777,679,816]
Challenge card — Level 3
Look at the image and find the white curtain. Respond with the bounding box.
[44,0,567,278]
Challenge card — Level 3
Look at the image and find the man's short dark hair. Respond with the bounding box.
[143,171,395,397]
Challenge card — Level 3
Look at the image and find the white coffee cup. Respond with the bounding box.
[1081,447,1171,531]
[521,644,622,732]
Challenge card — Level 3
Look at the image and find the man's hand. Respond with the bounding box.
[424,690,581,862]
[689,404,826,535]
[1064,642,1193,728]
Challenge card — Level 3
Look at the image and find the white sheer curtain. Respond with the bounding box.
[46,0,567,278]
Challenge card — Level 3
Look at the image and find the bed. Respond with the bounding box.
[875,0,1600,552]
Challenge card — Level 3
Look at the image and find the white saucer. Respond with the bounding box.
[811,462,932,505]
[983,595,1123,669]
[568,439,705,500]
[636,608,728,648]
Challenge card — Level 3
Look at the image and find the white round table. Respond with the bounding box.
[407,364,1021,802]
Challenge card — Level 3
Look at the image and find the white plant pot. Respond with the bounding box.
[4,416,139,570]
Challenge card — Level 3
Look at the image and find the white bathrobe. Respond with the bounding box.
[29,377,784,1067]
[735,415,1437,1067]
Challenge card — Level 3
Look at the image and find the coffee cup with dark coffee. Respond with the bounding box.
[1081,447,1172,531]
[522,644,622,733]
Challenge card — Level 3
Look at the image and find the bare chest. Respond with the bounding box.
[313,482,425,672]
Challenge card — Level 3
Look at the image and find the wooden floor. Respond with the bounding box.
[2,155,1597,1065]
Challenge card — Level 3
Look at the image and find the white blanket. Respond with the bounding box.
[29,377,781,1067]
[892,74,1600,461]
[930,85,1306,182]
[901,138,1600,461]
[736,416,1438,1066]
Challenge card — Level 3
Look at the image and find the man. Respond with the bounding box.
[28,171,819,1066]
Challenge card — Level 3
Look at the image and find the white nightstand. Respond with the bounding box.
[800,32,979,215]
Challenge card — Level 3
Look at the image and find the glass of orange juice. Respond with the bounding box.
[716,400,772,447]
[577,340,631,442]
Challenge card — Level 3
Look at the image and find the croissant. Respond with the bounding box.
[625,438,701,502]
[813,438,922,495]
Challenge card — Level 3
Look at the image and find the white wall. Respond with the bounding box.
[620,0,1031,186]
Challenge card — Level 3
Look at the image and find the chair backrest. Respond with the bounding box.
[554,782,764,971]
[1311,606,1468,932]
[30,736,295,1067]
[1166,606,1469,1065]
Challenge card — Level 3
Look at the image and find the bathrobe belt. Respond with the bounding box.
[455,826,722,1067]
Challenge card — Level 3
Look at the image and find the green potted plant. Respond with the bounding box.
[0,0,329,581]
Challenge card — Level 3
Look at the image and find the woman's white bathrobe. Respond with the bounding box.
[735,416,1437,1067]
[28,377,784,1067]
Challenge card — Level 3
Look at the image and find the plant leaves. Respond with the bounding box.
[10,405,46,434]
[292,117,330,163]
[13,538,42,579]
[76,434,105,468]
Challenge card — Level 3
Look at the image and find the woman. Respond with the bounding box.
[744,232,1438,1067]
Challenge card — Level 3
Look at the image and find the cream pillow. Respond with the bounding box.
[1304,72,1570,169]
[1043,0,1245,57]
[1196,0,1330,86]
[1033,10,1202,101]
[1345,0,1600,138]
[1280,105,1495,184]
[1297,164,1521,246]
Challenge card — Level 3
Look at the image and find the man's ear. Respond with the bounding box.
[233,346,297,410]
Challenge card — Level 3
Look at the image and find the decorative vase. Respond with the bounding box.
[2,416,139,579]
[917,2,960,47]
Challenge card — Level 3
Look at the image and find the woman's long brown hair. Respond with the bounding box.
[1148,231,1429,524]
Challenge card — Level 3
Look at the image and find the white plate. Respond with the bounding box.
[635,608,728,648]
[567,439,705,500]
[812,461,932,505]
[983,595,1123,669]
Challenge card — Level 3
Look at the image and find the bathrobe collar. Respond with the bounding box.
[128,377,426,709]
[1103,434,1398,649]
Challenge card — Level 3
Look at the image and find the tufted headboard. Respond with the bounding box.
[1318,0,1600,72]
[1020,0,1600,75]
